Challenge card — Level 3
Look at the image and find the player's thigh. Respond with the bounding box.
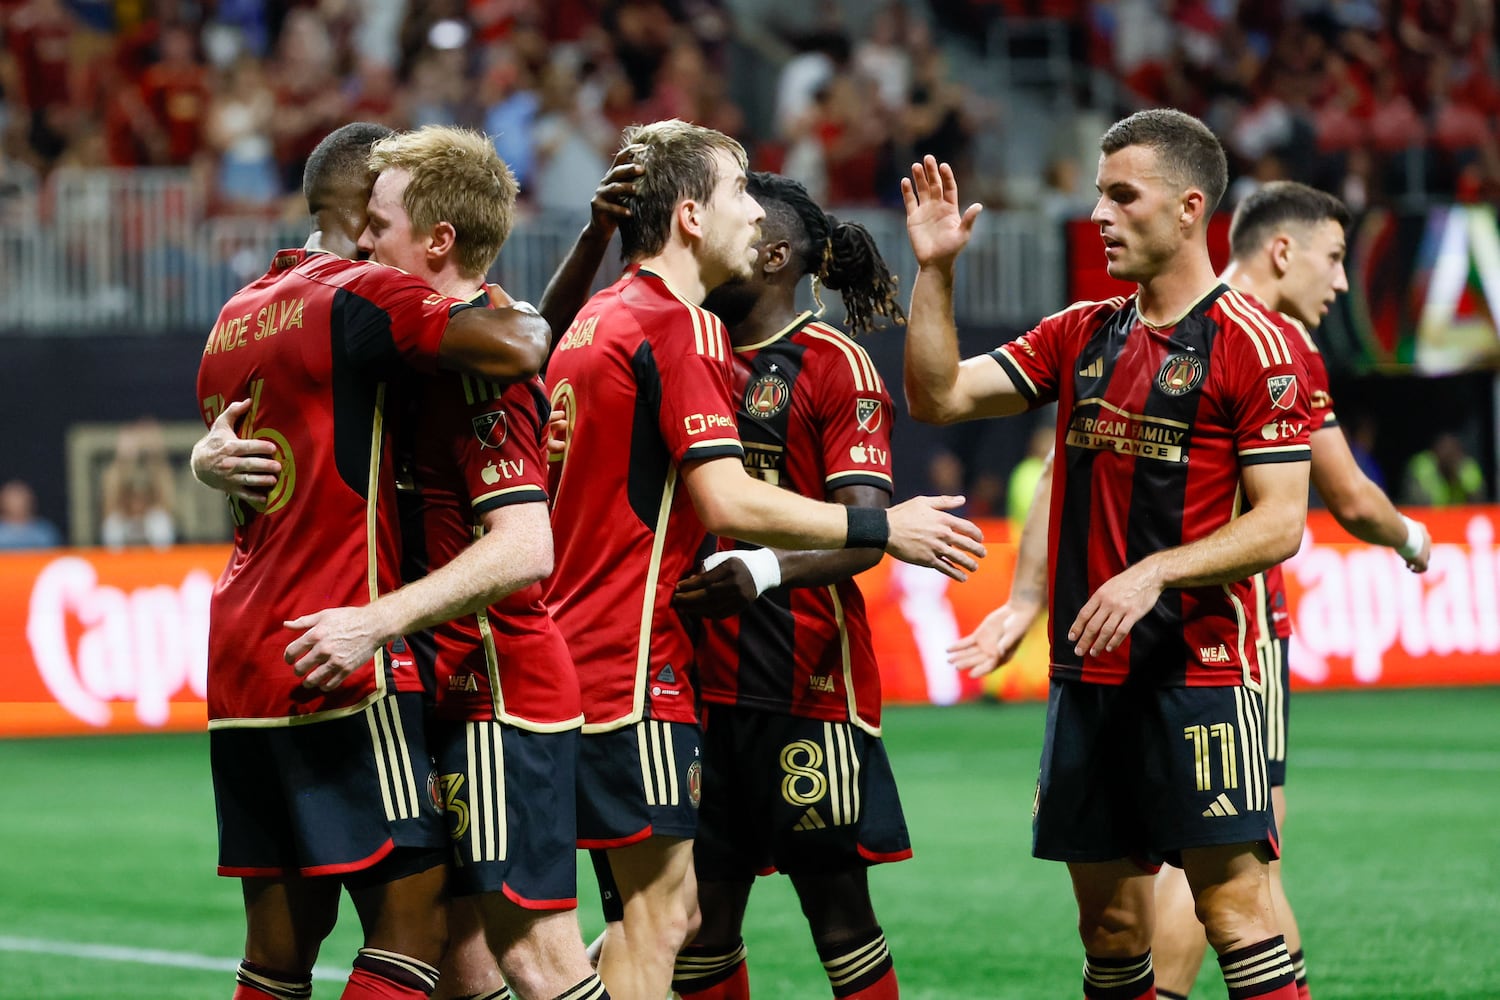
[1141,685,1277,858]
[431,718,580,909]
[577,719,702,849]
[1033,680,1149,863]
[605,834,698,916]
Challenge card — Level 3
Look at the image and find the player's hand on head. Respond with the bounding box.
[283,607,384,692]
[901,155,983,271]
[193,399,282,503]
[948,601,1041,677]
[1067,560,1164,657]
[672,555,759,619]
[589,144,645,234]
[885,494,987,582]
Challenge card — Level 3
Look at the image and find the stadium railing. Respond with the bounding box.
[0,168,1064,333]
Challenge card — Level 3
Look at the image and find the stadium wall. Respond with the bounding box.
[3,509,1498,737]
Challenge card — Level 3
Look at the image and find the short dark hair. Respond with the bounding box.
[617,119,748,260]
[1229,181,1352,259]
[1100,108,1228,214]
[748,171,904,337]
[303,122,394,215]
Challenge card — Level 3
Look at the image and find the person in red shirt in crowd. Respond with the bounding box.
[546,118,984,1000]
[138,23,209,165]
[4,0,80,164]
[903,109,1311,1000]
[668,170,911,1000]
[193,121,550,1000]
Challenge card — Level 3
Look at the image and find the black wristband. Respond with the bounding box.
[844,506,890,550]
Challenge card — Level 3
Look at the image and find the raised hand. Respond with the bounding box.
[589,144,645,236]
[192,399,282,504]
[884,495,987,581]
[901,154,983,271]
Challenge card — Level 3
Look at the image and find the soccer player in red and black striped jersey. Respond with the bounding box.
[545,120,985,1000]
[666,172,910,1000]
[194,123,550,1000]
[903,111,1312,1000]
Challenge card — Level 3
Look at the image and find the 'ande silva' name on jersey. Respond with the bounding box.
[203,297,306,356]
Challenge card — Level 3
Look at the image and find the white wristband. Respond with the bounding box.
[1397,515,1425,561]
[702,548,782,597]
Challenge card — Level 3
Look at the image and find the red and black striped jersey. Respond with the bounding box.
[1259,314,1337,641]
[992,284,1312,687]
[397,288,580,730]
[545,266,743,731]
[195,249,473,726]
[695,313,895,733]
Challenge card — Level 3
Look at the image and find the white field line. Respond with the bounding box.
[0,935,345,982]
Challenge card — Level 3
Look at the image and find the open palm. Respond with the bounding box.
[902,155,983,269]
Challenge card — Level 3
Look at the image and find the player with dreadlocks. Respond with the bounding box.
[668,171,911,1000]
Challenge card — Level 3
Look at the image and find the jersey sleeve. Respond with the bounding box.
[654,309,745,465]
[445,375,550,514]
[812,338,895,495]
[1218,297,1313,465]
[1283,317,1337,432]
[988,302,1097,407]
[339,263,475,371]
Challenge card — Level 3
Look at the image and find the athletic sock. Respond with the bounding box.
[816,927,898,999]
[548,973,610,1000]
[1156,990,1189,1000]
[1082,951,1155,999]
[341,948,441,999]
[1289,948,1310,1000]
[1219,936,1297,1000]
[672,940,749,999]
[455,989,512,1000]
[234,960,312,999]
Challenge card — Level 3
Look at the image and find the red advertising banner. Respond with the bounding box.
[2,509,1497,737]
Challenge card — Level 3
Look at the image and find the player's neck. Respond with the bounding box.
[727,292,799,348]
[426,267,486,303]
[1135,247,1220,328]
[1219,260,1279,315]
[635,246,710,305]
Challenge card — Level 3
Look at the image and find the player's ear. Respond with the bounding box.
[429,220,457,261]
[1270,234,1294,277]
[677,198,704,241]
[1180,188,1206,229]
[762,240,792,274]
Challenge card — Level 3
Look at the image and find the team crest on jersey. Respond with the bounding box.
[745,373,790,419]
[1156,353,1205,396]
[687,758,703,808]
[1267,374,1298,410]
[855,398,883,432]
[471,410,508,449]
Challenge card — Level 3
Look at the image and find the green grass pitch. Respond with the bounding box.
[2,688,1498,998]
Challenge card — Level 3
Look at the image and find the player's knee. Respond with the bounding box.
[1077,903,1151,956]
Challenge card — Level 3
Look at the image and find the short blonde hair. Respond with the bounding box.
[618,119,748,260]
[368,126,517,278]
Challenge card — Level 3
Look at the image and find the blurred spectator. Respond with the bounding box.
[926,448,969,515]
[1006,422,1053,529]
[1402,431,1486,506]
[205,54,280,210]
[0,478,61,550]
[99,419,177,549]
[139,24,209,166]
[4,0,81,169]
[530,60,615,213]
[1345,411,1388,493]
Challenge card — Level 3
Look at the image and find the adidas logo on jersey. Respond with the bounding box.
[1202,793,1239,818]
[1078,357,1104,378]
[794,807,827,831]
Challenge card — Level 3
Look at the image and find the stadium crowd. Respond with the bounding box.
[4,0,1499,221]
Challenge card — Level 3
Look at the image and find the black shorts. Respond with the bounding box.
[1261,637,1290,788]
[576,719,701,848]
[1032,679,1278,866]
[694,704,912,882]
[430,718,580,908]
[212,692,447,880]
